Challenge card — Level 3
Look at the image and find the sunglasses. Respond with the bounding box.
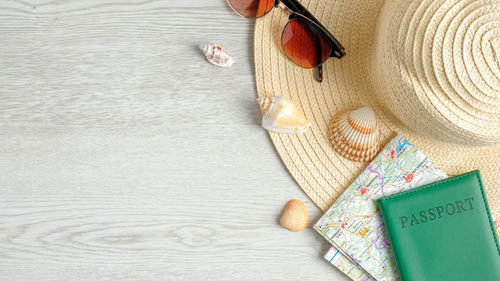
[227,0,345,82]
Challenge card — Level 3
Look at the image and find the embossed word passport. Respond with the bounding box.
[377,170,500,281]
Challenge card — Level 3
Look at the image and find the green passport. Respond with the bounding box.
[377,170,500,281]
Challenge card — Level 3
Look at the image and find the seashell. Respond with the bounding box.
[257,95,311,134]
[280,199,309,232]
[199,43,234,67]
[329,107,381,162]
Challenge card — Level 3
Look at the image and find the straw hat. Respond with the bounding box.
[254,0,500,215]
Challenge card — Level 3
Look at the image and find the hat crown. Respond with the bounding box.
[373,0,500,145]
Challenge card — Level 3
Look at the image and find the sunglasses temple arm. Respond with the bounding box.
[313,30,324,82]
[314,65,323,82]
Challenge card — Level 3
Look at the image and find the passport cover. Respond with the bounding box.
[377,170,500,281]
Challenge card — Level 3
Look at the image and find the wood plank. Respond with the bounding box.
[0,0,349,280]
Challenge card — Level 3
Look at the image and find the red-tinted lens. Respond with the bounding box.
[281,18,332,68]
[227,0,274,18]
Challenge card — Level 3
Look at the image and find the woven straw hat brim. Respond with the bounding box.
[254,0,500,215]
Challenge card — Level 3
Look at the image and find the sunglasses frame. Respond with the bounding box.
[227,0,345,82]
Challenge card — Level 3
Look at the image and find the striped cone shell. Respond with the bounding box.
[199,43,233,68]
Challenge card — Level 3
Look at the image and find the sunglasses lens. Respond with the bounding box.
[227,0,274,18]
[281,18,332,68]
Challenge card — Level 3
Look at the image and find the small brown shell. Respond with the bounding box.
[280,199,308,232]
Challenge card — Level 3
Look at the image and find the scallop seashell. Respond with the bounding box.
[329,107,381,162]
[257,95,311,134]
[280,199,308,232]
[199,43,233,67]
[280,199,309,232]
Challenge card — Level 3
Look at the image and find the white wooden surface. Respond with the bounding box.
[0,1,350,280]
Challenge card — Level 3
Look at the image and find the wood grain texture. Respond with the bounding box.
[0,1,349,280]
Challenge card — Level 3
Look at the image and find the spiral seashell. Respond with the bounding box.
[199,43,233,67]
[329,107,381,162]
[280,199,308,232]
[257,95,311,134]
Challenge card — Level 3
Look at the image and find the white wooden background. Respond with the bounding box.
[0,1,350,280]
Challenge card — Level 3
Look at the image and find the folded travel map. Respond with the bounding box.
[324,247,374,281]
[315,134,448,281]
